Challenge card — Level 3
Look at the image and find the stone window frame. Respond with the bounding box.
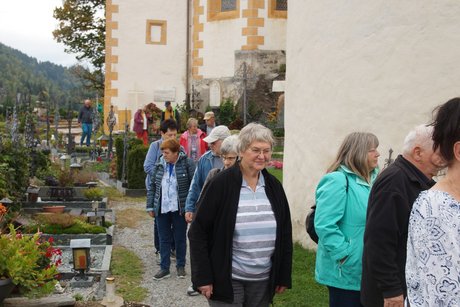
[268,0,287,19]
[146,20,167,45]
[208,0,240,22]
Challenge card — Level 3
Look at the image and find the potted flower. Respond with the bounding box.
[0,204,61,301]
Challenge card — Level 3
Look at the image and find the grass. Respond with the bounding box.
[103,186,125,202]
[103,186,147,203]
[268,168,283,182]
[116,208,150,228]
[111,246,148,303]
[268,161,328,306]
[90,160,110,173]
[273,244,328,307]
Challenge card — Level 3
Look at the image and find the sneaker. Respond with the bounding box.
[187,285,200,296]
[153,269,170,280]
[177,267,186,279]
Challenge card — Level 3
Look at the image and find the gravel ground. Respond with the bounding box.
[111,199,208,307]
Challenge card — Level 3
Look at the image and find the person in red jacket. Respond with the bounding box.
[179,118,207,162]
[133,108,148,145]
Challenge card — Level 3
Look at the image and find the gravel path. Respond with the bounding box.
[111,199,208,307]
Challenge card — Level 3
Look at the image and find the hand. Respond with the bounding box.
[275,286,287,294]
[384,295,404,307]
[185,212,194,223]
[198,284,213,299]
[148,211,155,218]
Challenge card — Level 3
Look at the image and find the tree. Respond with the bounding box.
[53,0,105,93]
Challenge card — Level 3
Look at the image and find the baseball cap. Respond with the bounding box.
[203,111,214,120]
[203,125,230,143]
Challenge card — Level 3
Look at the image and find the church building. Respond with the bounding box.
[104,0,287,131]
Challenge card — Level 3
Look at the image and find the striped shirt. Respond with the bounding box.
[232,174,277,281]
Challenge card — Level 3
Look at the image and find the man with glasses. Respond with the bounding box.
[184,125,230,296]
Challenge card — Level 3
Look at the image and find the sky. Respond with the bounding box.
[0,0,79,67]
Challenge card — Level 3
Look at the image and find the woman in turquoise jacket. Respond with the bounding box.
[315,132,380,307]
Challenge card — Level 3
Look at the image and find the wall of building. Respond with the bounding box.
[199,0,247,79]
[194,0,287,109]
[106,0,187,129]
[284,1,460,248]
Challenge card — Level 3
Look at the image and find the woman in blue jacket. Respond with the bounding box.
[146,138,195,280]
[315,132,380,307]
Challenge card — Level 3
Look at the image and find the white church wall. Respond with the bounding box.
[199,1,247,79]
[259,17,286,51]
[284,1,460,248]
[111,0,187,113]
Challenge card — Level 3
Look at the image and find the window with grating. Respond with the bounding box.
[276,0,287,11]
[221,0,237,12]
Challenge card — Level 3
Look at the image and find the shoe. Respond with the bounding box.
[153,269,170,280]
[187,285,200,296]
[177,267,186,279]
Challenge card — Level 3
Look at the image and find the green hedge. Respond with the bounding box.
[127,145,148,189]
[115,137,144,181]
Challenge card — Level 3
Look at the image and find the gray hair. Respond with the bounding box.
[186,118,198,129]
[237,123,274,153]
[220,135,239,156]
[402,125,434,155]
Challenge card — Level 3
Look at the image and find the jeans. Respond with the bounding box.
[154,217,175,253]
[81,123,93,146]
[156,211,186,271]
[208,279,270,307]
[328,286,363,307]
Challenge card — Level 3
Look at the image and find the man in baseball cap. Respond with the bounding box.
[200,111,216,136]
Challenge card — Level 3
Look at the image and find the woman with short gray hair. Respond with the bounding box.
[179,117,207,162]
[200,134,239,190]
[189,123,292,306]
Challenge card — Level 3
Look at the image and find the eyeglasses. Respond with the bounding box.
[249,147,272,156]
[222,156,237,161]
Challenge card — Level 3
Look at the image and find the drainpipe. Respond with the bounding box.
[185,0,191,112]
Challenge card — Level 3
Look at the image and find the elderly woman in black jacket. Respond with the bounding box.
[188,123,292,306]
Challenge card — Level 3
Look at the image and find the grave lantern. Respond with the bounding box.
[70,238,91,280]
[60,154,69,170]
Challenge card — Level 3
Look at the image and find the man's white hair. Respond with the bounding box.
[402,125,433,155]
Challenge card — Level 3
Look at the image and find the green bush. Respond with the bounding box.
[31,150,50,176]
[26,219,106,234]
[127,145,148,189]
[219,99,237,126]
[83,187,105,200]
[115,137,145,181]
[0,139,29,201]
